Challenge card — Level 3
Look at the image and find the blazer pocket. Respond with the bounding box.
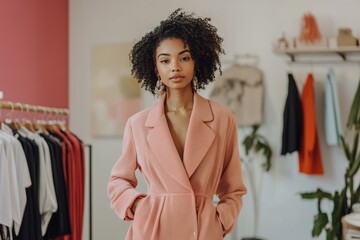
[215,211,225,234]
[133,196,151,225]
[133,195,149,217]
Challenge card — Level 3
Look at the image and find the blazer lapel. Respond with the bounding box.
[145,95,192,190]
[183,93,215,178]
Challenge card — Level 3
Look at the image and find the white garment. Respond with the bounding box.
[0,140,12,228]
[19,127,58,235]
[0,123,31,236]
[324,68,342,146]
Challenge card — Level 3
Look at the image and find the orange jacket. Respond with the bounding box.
[299,74,323,175]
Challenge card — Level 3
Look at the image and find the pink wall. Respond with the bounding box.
[0,0,68,108]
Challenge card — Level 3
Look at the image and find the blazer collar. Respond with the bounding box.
[145,92,215,189]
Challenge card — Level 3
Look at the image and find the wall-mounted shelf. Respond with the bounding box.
[273,46,360,63]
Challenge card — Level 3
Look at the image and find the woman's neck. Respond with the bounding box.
[165,88,194,113]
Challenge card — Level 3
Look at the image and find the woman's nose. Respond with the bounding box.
[171,60,180,72]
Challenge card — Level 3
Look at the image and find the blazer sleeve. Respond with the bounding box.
[107,119,146,221]
[216,115,247,235]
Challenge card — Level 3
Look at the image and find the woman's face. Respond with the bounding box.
[155,38,195,92]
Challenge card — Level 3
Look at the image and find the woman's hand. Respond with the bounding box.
[131,197,143,214]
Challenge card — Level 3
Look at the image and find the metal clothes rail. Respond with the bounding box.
[0,101,69,115]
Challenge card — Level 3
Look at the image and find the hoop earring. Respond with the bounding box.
[156,76,165,97]
[192,75,198,91]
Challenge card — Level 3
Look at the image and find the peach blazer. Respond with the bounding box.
[108,93,247,240]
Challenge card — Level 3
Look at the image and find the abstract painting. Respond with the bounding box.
[90,42,141,137]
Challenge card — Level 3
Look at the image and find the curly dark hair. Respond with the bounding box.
[129,8,225,95]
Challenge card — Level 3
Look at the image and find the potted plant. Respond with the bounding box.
[241,124,272,240]
[300,80,360,240]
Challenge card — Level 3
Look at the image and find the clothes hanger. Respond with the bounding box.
[309,62,314,75]
[12,102,23,130]
[45,108,56,131]
[23,104,36,132]
[60,108,69,132]
[4,101,20,130]
[34,106,48,133]
[46,107,64,132]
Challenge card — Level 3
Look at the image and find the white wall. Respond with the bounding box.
[69,1,360,239]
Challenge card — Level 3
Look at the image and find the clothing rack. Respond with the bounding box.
[0,101,69,116]
[85,144,93,240]
[0,100,93,240]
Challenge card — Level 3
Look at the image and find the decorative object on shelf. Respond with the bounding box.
[300,80,360,239]
[295,12,327,49]
[273,13,360,63]
[274,32,289,50]
[299,13,322,43]
[337,28,358,47]
[241,125,272,240]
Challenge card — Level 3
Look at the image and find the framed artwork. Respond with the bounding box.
[90,42,141,137]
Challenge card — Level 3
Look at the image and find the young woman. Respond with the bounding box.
[107,9,247,240]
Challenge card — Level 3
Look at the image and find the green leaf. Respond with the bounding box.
[340,136,351,162]
[242,138,251,155]
[264,148,272,172]
[300,189,333,200]
[351,131,359,161]
[242,136,254,155]
[355,184,360,207]
[331,191,340,222]
[347,152,360,177]
[254,141,263,152]
[346,80,360,128]
[331,188,348,239]
[241,125,273,171]
[312,212,329,237]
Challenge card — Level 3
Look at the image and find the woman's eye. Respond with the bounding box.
[181,56,191,61]
[160,59,169,64]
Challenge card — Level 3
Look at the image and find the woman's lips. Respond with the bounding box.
[170,76,184,82]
